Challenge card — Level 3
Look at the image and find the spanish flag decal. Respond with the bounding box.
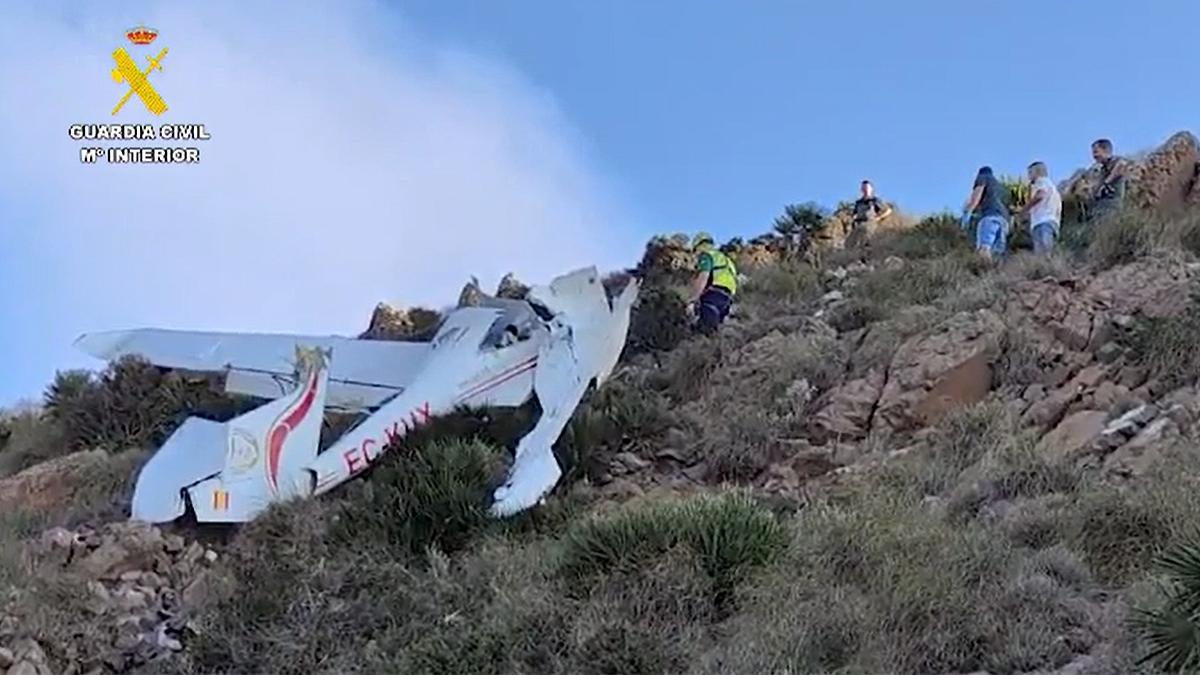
[212,489,230,511]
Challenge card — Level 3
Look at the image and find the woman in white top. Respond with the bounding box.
[1022,161,1063,254]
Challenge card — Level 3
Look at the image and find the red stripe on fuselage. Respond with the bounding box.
[457,356,537,401]
[266,368,320,492]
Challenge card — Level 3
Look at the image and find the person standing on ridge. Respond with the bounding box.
[962,165,1010,262]
[847,180,893,249]
[687,232,738,334]
[1086,138,1127,222]
[1021,161,1062,254]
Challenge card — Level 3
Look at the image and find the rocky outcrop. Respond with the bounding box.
[1132,131,1199,212]
[495,273,529,299]
[637,234,695,287]
[873,309,1005,433]
[359,302,441,341]
[1,522,217,674]
[0,450,108,514]
[809,370,886,440]
[1061,130,1199,213]
[811,201,910,251]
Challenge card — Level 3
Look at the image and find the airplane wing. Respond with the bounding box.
[75,328,430,410]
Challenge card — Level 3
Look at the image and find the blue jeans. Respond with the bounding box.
[976,215,1008,257]
[1032,220,1058,254]
[696,287,733,333]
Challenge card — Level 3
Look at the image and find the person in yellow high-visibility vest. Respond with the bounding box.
[687,232,738,333]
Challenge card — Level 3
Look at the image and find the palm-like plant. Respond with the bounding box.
[1130,529,1200,672]
[772,202,828,259]
[1000,174,1032,211]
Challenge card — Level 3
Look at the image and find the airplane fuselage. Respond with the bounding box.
[307,335,540,495]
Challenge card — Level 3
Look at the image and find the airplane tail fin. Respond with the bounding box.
[131,346,330,523]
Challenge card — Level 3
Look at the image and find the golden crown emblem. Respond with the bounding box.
[125,26,158,45]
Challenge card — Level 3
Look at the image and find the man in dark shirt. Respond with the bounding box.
[963,166,1009,262]
[847,180,892,248]
[1087,138,1127,221]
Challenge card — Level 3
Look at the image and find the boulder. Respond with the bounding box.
[1060,131,1199,213]
[913,351,993,427]
[809,370,886,439]
[495,273,529,299]
[1105,418,1180,477]
[359,303,441,341]
[873,309,1005,433]
[1038,410,1108,463]
[0,449,109,514]
[1130,131,1199,212]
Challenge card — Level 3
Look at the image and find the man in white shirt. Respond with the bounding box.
[1022,161,1062,254]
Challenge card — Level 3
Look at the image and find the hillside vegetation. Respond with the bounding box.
[3,130,1200,675]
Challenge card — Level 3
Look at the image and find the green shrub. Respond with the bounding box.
[873,211,969,261]
[708,492,1095,675]
[555,377,674,485]
[1067,487,1180,586]
[837,252,981,327]
[1130,529,1200,672]
[43,356,254,453]
[559,492,788,606]
[738,259,822,308]
[625,285,691,355]
[185,499,417,675]
[331,438,504,557]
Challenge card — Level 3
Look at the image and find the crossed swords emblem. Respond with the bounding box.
[111,46,169,116]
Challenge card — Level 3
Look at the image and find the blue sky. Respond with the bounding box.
[399,0,1200,238]
[2,0,1198,406]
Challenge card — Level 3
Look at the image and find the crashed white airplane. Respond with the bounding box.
[74,267,639,524]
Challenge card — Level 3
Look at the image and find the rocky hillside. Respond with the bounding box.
[3,130,1200,675]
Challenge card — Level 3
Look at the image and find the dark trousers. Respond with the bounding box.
[696,287,733,333]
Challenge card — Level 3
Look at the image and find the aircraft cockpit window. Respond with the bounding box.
[484,315,534,350]
[529,299,555,322]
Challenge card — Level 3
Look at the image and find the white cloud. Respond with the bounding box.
[0,1,643,403]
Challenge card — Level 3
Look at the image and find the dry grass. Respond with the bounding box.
[828,251,985,331]
[1123,284,1200,388]
[0,407,66,479]
[1086,208,1200,270]
[703,490,1097,675]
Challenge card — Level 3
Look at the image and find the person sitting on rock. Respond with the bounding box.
[1086,138,1127,221]
[687,232,738,334]
[847,180,893,248]
[962,165,1010,262]
[1021,161,1062,254]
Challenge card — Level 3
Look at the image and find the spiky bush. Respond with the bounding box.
[1130,529,1200,672]
[559,491,788,607]
[331,437,505,557]
[772,202,827,259]
[1001,174,1031,210]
